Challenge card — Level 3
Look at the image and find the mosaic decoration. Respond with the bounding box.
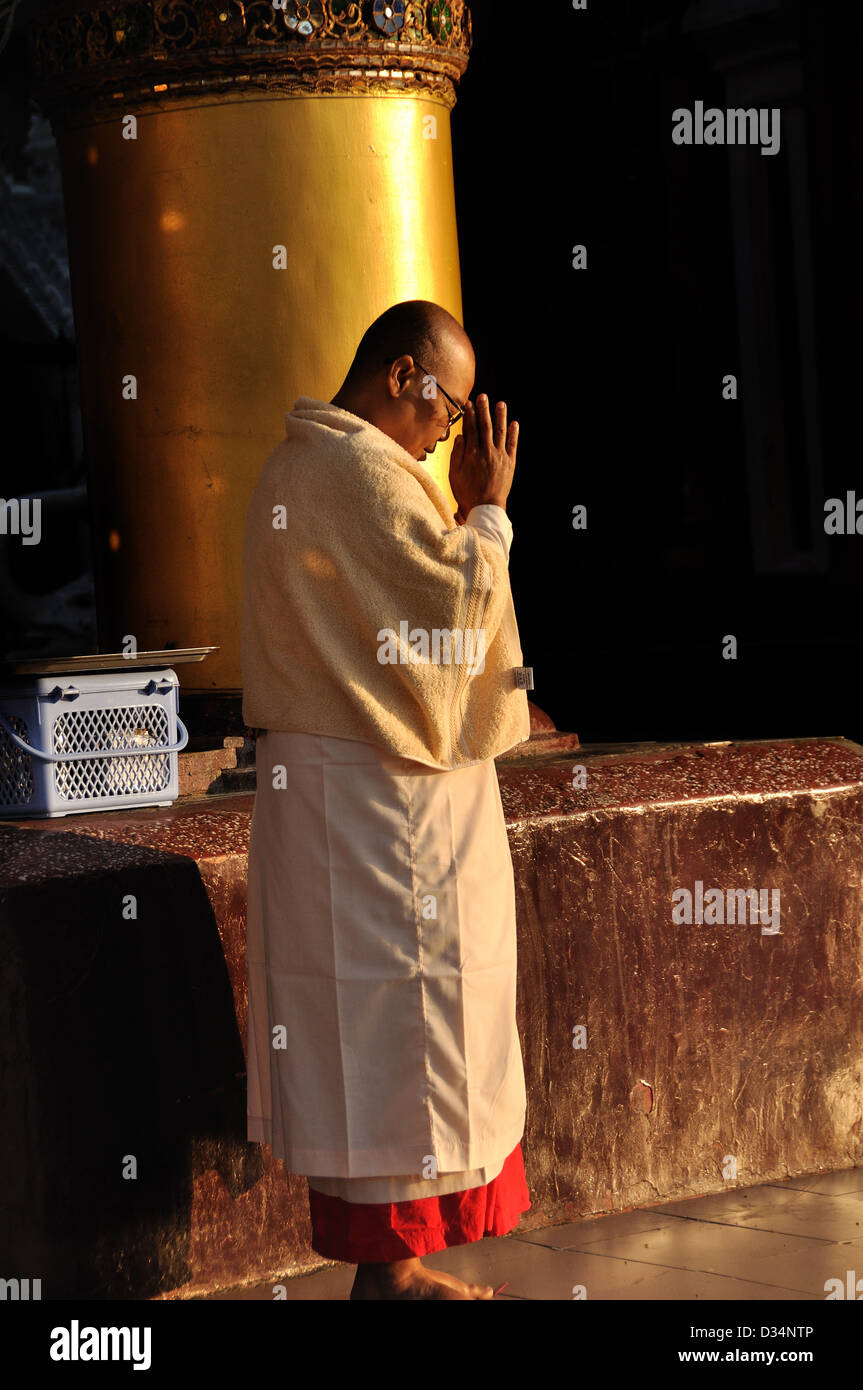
[372,1,405,38]
[29,0,472,123]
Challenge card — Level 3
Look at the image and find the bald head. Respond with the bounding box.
[330,300,475,463]
[347,300,470,386]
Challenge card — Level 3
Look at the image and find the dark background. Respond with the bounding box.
[1,0,861,744]
[452,0,862,743]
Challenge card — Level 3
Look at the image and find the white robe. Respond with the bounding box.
[245,506,526,1198]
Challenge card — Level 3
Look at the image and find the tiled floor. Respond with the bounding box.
[204,1166,863,1300]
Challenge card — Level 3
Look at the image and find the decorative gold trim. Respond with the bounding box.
[28,0,472,123]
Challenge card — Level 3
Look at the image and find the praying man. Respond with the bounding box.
[242,300,532,1300]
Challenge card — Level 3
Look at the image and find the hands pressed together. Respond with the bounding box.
[449,394,519,526]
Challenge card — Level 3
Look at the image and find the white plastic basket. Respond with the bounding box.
[0,668,189,818]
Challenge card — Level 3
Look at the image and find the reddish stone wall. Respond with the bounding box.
[500,740,863,1226]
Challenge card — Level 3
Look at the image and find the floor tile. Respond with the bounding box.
[731,1243,863,1298]
[765,1168,863,1197]
[409,1232,819,1301]
[517,1209,683,1249]
[538,1215,831,1292]
[657,1187,863,1243]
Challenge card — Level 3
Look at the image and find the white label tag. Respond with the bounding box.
[514,666,534,691]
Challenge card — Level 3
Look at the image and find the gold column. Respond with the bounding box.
[29,1,472,710]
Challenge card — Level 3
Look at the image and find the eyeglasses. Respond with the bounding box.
[383,357,466,430]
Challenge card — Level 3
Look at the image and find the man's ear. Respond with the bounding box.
[391,354,416,397]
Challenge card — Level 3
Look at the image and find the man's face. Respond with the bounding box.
[381,338,475,462]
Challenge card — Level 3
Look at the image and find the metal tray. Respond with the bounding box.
[4,647,219,676]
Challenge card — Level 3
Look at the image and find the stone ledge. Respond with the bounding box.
[6,735,855,854]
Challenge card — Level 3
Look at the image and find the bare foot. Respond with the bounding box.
[350,1256,495,1300]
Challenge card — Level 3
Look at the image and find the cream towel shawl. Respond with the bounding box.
[241,397,531,770]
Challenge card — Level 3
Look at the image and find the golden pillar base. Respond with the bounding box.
[29,1,472,695]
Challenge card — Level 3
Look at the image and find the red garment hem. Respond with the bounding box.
[308,1143,531,1263]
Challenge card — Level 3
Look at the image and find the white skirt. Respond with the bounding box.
[245,730,526,1183]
